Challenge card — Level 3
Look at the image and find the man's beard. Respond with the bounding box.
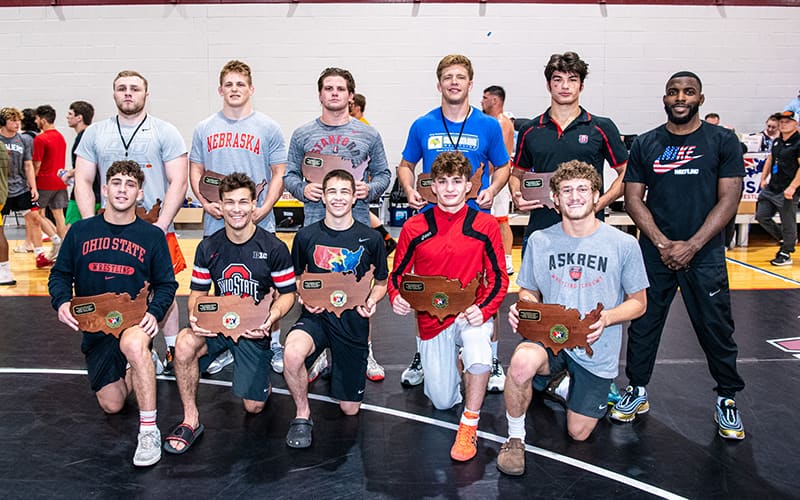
[664,102,699,125]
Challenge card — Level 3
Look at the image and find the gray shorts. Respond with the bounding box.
[533,346,611,419]
[37,189,69,210]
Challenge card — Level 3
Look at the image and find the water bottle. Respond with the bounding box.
[58,169,74,187]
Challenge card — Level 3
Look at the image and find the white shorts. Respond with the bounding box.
[490,184,511,218]
[419,317,493,410]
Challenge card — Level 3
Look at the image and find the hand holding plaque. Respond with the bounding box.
[511,169,555,209]
[416,164,485,204]
[71,284,150,338]
[399,274,479,322]
[514,301,603,356]
[301,153,369,185]
[298,267,374,317]
[192,294,274,343]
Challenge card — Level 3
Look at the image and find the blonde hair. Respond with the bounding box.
[436,54,474,81]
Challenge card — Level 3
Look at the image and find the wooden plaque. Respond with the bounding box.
[199,170,268,203]
[513,170,555,209]
[301,153,369,185]
[399,274,479,322]
[71,284,149,338]
[192,294,273,343]
[298,267,374,317]
[416,164,484,204]
[515,301,603,356]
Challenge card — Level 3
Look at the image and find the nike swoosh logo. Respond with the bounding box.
[709,289,721,297]
[652,155,704,174]
[358,238,370,243]
[358,389,365,394]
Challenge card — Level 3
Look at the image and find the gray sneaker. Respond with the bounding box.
[487,357,506,393]
[205,350,234,375]
[307,350,330,383]
[271,345,285,374]
[400,352,424,387]
[133,428,162,467]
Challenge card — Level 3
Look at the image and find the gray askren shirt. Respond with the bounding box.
[517,222,649,378]
[284,118,390,226]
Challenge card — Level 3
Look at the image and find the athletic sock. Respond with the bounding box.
[139,409,157,433]
[374,225,389,238]
[34,247,46,256]
[461,408,480,427]
[51,235,62,245]
[271,330,282,349]
[491,340,498,359]
[0,261,9,270]
[164,336,176,348]
[506,412,526,441]
[636,386,647,397]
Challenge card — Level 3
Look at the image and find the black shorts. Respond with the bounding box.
[198,335,273,402]
[81,332,128,392]
[532,346,611,419]
[1,191,37,215]
[290,311,369,403]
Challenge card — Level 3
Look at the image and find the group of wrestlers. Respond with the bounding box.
[47,51,754,475]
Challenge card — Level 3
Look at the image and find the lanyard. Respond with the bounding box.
[441,108,471,151]
[116,114,147,157]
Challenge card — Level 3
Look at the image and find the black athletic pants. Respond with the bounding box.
[625,258,745,398]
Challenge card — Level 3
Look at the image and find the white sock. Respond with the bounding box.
[506,412,526,440]
[139,409,157,432]
[165,336,176,348]
[34,247,46,256]
[51,235,62,245]
[636,386,647,397]
[555,375,570,401]
[461,408,480,426]
[491,340,498,359]
[271,330,282,349]
[0,261,9,270]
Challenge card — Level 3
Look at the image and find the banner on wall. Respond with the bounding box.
[742,152,769,202]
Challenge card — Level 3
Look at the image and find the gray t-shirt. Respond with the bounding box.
[0,133,33,197]
[284,118,390,226]
[517,222,649,378]
[75,115,187,226]
[190,111,288,235]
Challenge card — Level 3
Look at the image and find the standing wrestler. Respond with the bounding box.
[389,151,508,462]
[164,172,296,455]
[0,140,13,285]
[756,110,800,266]
[284,67,391,382]
[190,60,289,375]
[497,160,647,476]
[74,70,189,373]
[612,71,747,440]
[396,54,510,388]
[283,169,388,449]
[49,160,178,466]
[32,105,69,241]
[511,52,628,256]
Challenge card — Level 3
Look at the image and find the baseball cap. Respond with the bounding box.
[778,110,798,121]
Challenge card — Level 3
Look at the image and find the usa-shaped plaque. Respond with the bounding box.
[515,301,603,357]
[416,164,484,204]
[301,153,369,185]
[98,199,161,223]
[192,294,273,343]
[298,267,374,318]
[511,168,555,209]
[399,274,480,322]
[199,170,267,203]
[71,284,149,338]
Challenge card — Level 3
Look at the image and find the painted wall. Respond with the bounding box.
[1,3,798,167]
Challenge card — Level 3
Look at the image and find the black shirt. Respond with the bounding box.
[768,131,800,192]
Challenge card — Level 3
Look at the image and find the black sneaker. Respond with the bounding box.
[770,251,793,266]
[162,346,175,375]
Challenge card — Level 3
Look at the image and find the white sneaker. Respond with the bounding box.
[151,350,164,376]
[271,345,284,374]
[0,267,16,286]
[505,255,514,276]
[307,349,329,383]
[487,357,506,393]
[133,428,162,466]
[400,352,424,387]
[205,350,234,375]
[47,239,61,261]
[366,343,385,382]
